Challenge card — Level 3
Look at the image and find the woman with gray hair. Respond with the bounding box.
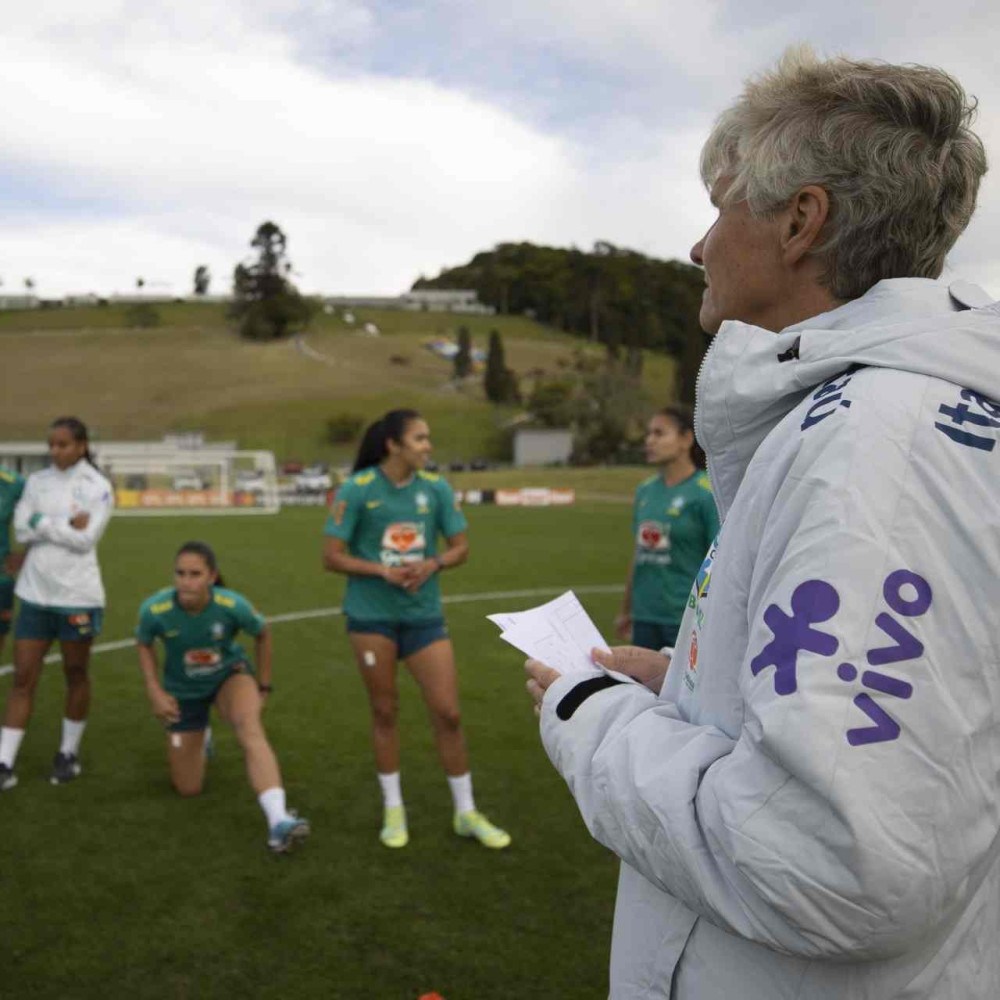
[527,48,999,999]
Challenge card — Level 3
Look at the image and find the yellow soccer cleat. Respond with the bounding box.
[453,809,511,850]
[380,804,409,848]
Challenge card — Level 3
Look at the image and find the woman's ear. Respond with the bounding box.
[781,185,830,265]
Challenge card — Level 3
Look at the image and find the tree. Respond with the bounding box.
[453,326,472,379]
[230,221,315,340]
[484,329,519,403]
[193,265,211,296]
[24,277,35,292]
[136,277,145,291]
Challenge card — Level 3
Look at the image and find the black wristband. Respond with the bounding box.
[258,683,273,694]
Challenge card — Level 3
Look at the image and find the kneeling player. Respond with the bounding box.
[135,541,309,853]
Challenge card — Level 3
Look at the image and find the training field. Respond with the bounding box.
[0,501,635,999]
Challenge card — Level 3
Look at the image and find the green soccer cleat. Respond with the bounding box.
[453,810,511,850]
[380,804,409,848]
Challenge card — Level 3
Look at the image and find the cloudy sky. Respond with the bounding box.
[2,0,998,299]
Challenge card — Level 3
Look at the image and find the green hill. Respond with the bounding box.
[0,301,676,465]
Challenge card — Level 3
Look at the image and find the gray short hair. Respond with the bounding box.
[700,47,988,300]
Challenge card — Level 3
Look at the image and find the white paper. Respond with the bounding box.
[488,590,632,681]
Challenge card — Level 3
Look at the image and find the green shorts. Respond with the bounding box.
[346,617,448,659]
[15,600,104,642]
[631,619,679,652]
[167,662,252,733]
[0,580,13,636]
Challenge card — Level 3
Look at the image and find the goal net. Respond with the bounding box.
[103,450,280,516]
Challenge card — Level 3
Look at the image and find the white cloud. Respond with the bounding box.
[1,0,999,299]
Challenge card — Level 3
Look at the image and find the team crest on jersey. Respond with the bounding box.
[415,491,430,514]
[637,521,670,551]
[667,498,686,517]
[211,621,225,640]
[381,522,426,564]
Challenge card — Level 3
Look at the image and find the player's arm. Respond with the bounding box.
[31,481,114,553]
[539,405,999,961]
[136,642,179,724]
[614,553,636,640]
[322,536,396,579]
[13,477,43,545]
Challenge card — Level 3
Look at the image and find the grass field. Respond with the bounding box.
[0,502,635,999]
[0,302,676,467]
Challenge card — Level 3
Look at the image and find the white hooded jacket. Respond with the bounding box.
[14,460,114,608]
[540,277,1000,999]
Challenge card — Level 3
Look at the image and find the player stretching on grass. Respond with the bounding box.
[323,408,510,850]
[135,541,309,854]
[0,465,26,663]
[0,417,113,791]
[615,406,720,651]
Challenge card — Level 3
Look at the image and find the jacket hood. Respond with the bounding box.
[695,276,1000,517]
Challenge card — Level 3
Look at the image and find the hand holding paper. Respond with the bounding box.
[488,590,636,683]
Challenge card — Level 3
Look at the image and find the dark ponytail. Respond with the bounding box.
[352,409,421,473]
[176,540,227,588]
[50,416,96,467]
[657,405,706,470]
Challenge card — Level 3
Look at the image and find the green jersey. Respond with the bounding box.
[135,586,266,699]
[0,468,26,584]
[631,470,720,627]
[324,467,468,623]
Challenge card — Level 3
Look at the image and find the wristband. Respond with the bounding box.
[258,683,273,694]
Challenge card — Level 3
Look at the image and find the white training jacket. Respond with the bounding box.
[540,276,1000,999]
[14,460,114,608]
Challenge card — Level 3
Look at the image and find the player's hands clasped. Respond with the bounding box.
[69,511,91,530]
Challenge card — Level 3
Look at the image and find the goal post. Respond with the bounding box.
[104,450,281,516]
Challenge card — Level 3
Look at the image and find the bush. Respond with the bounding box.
[326,413,365,444]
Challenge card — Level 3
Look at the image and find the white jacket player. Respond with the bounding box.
[0,418,114,791]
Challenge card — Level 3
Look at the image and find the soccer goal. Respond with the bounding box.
[102,450,281,517]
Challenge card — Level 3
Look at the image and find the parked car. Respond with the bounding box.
[469,457,489,471]
[172,472,206,491]
[294,465,333,494]
[448,460,467,472]
[124,473,148,490]
[280,460,304,475]
[235,470,268,494]
[424,459,440,473]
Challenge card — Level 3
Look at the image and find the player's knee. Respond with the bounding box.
[371,698,398,729]
[64,667,89,687]
[432,706,462,733]
[172,779,203,797]
[11,671,39,695]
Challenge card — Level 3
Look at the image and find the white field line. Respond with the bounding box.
[0,584,623,676]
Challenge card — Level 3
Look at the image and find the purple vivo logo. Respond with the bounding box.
[751,571,932,747]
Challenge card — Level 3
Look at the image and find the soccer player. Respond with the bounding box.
[135,541,309,854]
[323,408,510,850]
[0,417,113,791]
[0,465,26,663]
[615,406,720,651]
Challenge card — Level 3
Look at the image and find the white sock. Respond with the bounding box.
[0,727,26,768]
[447,772,476,814]
[378,771,403,808]
[258,787,291,828]
[60,718,87,756]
